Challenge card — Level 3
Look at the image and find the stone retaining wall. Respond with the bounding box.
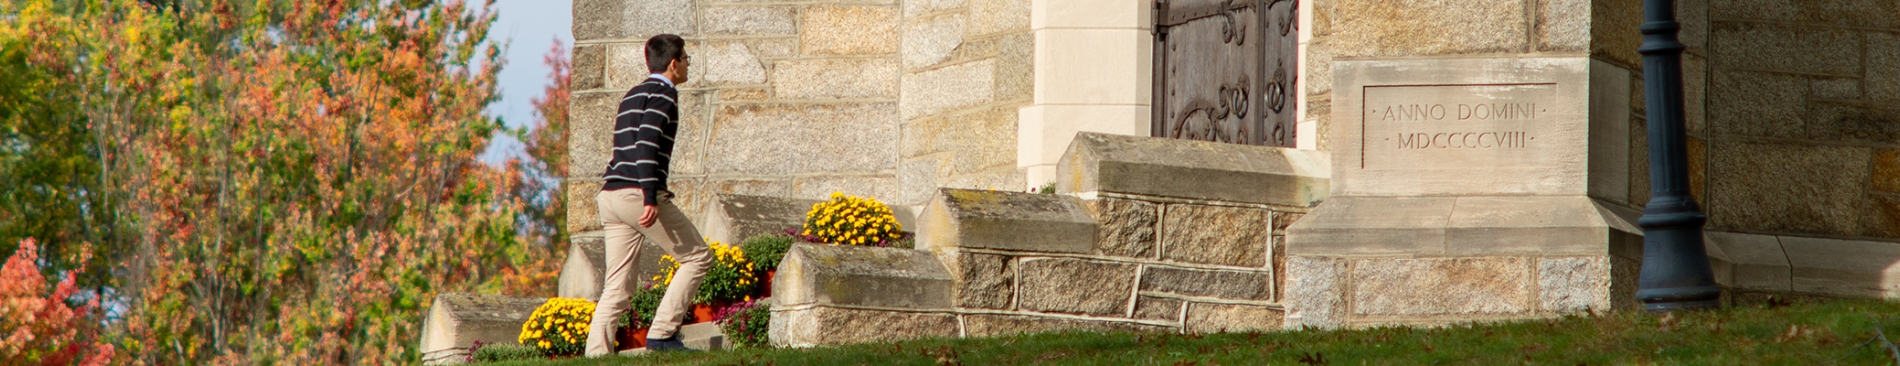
[927,189,1302,336]
[770,188,1307,347]
[771,134,1331,346]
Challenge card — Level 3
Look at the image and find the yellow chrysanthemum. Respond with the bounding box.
[802,192,905,246]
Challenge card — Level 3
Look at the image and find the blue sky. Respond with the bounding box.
[480,0,573,165]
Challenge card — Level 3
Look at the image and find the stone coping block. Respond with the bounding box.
[701,194,822,245]
[557,232,666,301]
[419,293,546,364]
[1698,231,1900,298]
[1055,132,1330,207]
[1286,195,1642,258]
[1703,232,1793,293]
[1780,235,1900,297]
[919,188,1098,254]
[775,243,954,309]
[770,306,959,348]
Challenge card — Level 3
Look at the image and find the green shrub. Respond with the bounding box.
[627,285,695,329]
[717,300,771,349]
[615,305,646,330]
[739,234,794,274]
[469,342,542,362]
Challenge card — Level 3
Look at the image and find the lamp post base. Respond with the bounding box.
[1637,285,1721,313]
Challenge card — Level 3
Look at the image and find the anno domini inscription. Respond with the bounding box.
[1360,83,1557,169]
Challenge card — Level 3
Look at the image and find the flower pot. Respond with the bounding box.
[691,304,716,324]
[614,326,649,351]
[758,270,777,298]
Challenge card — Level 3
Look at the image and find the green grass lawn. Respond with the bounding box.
[489,298,1900,365]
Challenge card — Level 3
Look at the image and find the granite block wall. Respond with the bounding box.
[929,191,1305,337]
[567,0,1033,238]
[1694,0,1900,239]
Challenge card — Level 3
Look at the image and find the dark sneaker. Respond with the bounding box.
[645,335,700,353]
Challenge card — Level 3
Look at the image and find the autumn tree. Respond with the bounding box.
[1,0,563,363]
[0,0,119,295]
[498,39,573,298]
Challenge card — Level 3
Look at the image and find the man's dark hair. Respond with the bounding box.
[645,34,686,73]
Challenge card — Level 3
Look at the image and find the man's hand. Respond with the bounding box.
[639,204,660,228]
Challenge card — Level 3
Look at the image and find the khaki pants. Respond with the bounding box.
[585,189,709,357]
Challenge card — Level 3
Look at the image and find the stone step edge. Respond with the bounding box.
[616,321,730,355]
[947,247,1276,273]
[770,302,1287,329]
[614,336,727,356]
[1075,191,1318,212]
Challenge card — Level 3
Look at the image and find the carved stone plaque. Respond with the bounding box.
[1331,57,1611,197]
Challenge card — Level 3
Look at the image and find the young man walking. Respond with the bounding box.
[584,34,708,356]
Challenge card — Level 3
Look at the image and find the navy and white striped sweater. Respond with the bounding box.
[602,76,679,205]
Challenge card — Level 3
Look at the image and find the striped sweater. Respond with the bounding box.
[602,76,679,205]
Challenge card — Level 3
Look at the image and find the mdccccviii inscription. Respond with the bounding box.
[1396,131,1527,149]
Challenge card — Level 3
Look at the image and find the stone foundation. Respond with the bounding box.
[912,181,1313,336]
[1281,255,1641,328]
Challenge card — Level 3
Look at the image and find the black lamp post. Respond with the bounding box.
[1635,0,1721,312]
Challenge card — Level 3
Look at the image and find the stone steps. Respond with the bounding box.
[424,134,1331,356]
[617,321,729,355]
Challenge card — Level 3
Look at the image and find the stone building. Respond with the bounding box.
[554,0,1900,342]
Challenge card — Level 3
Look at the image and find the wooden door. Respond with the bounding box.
[1153,0,1299,147]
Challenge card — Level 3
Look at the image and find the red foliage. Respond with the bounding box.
[0,238,114,365]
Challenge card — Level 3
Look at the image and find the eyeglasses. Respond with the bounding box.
[680,55,692,64]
